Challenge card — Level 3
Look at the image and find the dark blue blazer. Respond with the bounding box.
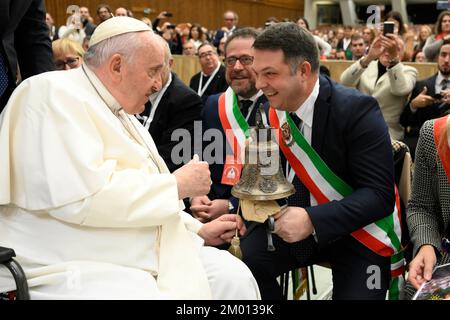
[304,75,395,247]
[201,92,269,208]
[0,0,54,113]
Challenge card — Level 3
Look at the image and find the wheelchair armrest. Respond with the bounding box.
[0,246,16,263]
[0,246,30,300]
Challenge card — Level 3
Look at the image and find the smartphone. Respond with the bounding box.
[143,8,151,15]
[383,21,395,35]
[433,93,443,100]
[164,12,173,17]
[167,24,176,29]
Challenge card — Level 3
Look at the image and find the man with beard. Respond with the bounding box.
[400,41,450,159]
[190,28,268,223]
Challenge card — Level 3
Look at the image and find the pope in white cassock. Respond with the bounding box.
[0,17,260,300]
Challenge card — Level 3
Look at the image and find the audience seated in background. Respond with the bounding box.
[189,43,228,104]
[423,10,450,62]
[52,38,84,70]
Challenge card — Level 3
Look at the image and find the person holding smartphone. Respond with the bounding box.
[340,23,417,141]
[400,40,450,159]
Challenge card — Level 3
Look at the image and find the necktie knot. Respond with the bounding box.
[290,113,303,131]
[442,78,449,91]
[240,100,253,118]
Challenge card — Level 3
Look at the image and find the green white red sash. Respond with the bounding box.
[218,87,250,185]
[433,115,450,181]
[270,109,405,299]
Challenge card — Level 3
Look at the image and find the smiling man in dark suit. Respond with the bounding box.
[0,0,54,113]
[137,36,202,172]
[242,22,400,300]
[191,28,268,223]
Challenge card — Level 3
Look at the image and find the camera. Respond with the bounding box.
[167,24,176,29]
[164,12,173,17]
[383,21,395,35]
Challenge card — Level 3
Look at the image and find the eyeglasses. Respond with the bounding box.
[225,55,254,67]
[55,56,80,70]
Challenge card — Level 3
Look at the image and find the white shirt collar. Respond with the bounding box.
[201,63,220,77]
[293,78,320,129]
[238,90,263,103]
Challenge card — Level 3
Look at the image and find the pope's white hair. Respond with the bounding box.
[84,30,153,68]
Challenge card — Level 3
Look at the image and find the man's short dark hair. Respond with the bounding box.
[224,27,260,57]
[96,4,112,14]
[253,22,319,74]
[197,42,217,55]
[350,34,364,44]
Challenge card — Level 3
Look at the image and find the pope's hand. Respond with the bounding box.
[173,154,211,199]
[198,214,246,246]
[273,206,314,243]
[190,195,212,222]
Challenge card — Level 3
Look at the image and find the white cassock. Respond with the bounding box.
[0,65,260,300]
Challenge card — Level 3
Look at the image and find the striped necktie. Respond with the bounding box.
[441,78,449,92]
[240,100,252,118]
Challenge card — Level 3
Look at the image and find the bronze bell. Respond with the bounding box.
[231,106,295,201]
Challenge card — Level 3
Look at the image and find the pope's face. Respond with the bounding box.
[252,49,303,112]
[119,33,164,114]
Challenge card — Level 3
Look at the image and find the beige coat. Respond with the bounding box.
[340,59,417,140]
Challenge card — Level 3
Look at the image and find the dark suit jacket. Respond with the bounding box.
[189,65,228,104]
[213,29,226,47]
[304,76,395,246]
[212,27,239,47]
[400,74,446,157]
[84,21,96,37]
[202,92,268,208]
[141,72,202,172]
[0,0,54,113]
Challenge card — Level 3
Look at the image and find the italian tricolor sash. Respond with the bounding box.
[270,109,405,300]
[218,87,250,185]
[433,115,450,181]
